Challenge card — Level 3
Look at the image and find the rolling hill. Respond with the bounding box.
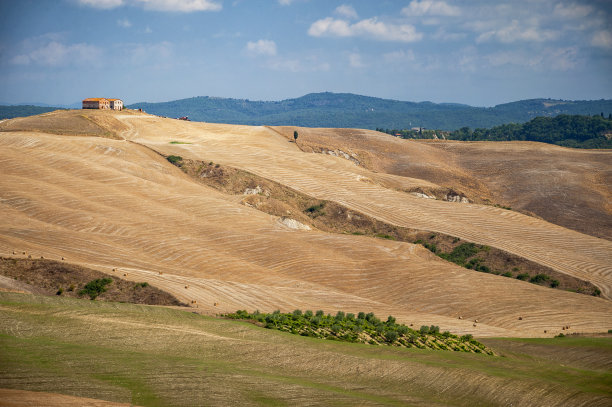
[126,92,612,130]
[0,109,610,339]
[1,108,612,406]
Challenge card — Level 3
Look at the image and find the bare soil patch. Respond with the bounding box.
[0,257,186,306]
[0,388,136,407]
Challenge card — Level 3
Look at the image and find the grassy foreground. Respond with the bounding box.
[0,292,610,406]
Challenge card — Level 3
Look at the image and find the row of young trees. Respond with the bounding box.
[225,309,493,353]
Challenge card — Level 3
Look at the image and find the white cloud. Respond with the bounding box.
[308,17,422,42]
[117,18,132,28]
[118,41,174,67]
[246,40,277,56]
[77,0,221,12]
[401,0,460,17]
[10,41,102,66]
[77,0,124,9]
[278,0,293,5]
[383,49,416,64]
[144,26,153,33]
[553,2,593,19]
[348,52,364,68]
[335,4,358,20]
[476,20,559,43]
[591,30,612,48]
[431,27,466,41]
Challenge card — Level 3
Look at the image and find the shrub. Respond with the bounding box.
[292,309,302,317]
[331,324,342,334]
[460,334,473,342]
[550,279,560,288]
[316,310,324,317]
[529,274,550,284]
[304,310,313,318]
[419,325,430,334]
[397,325,409,335]
[501,272,513,278]
[593,288,601,296]
[335,311,345,321]
[384,330,399,343]
[357,312,366,320]
[134,282,149,288]
[386,315,396,325]
[166,155,182,165]
[429,325,440,334]
[516,273,530,281]
[79,278,112,300]
[56,287,63,296]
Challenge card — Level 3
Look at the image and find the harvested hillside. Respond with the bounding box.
[172,156,599,296]
[2,292,612,407]
[0,257,185,306]
[1,110,611,339]
[0,109,130,139]
[273,126,612,240]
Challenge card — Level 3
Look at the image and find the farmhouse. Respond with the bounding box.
[108,99,123,110]
[82,98,123,110]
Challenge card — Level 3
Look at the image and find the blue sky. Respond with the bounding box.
[0,0,611,106]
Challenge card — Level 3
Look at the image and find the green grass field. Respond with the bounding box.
[0,292,610,406]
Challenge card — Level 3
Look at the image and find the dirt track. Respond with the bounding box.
[0,110,611,337]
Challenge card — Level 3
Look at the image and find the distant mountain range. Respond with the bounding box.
[127,93,612,130]
[2,93,612,131]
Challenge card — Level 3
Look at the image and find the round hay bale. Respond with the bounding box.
[518,316,523,320]
[123,273,128,277]
[474,319,479,323]
[185,285,189,289]
[458,316,463,320]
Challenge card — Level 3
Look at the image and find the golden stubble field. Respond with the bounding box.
[0,109,611,339]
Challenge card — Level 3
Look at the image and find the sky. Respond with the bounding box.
[0,0,611,107]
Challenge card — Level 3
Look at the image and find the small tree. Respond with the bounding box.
[293,130,298,143]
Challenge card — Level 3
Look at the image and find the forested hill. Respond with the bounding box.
[450,114,612,148]
[0,105,64,119]
[127,93,612,130]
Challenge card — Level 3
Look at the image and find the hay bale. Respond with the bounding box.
[458,316,463,320]
[518,316,523,320]
[185,285,189,289]
[123,273,128,277]
[61,257,65,260]
[474,319,479,323]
